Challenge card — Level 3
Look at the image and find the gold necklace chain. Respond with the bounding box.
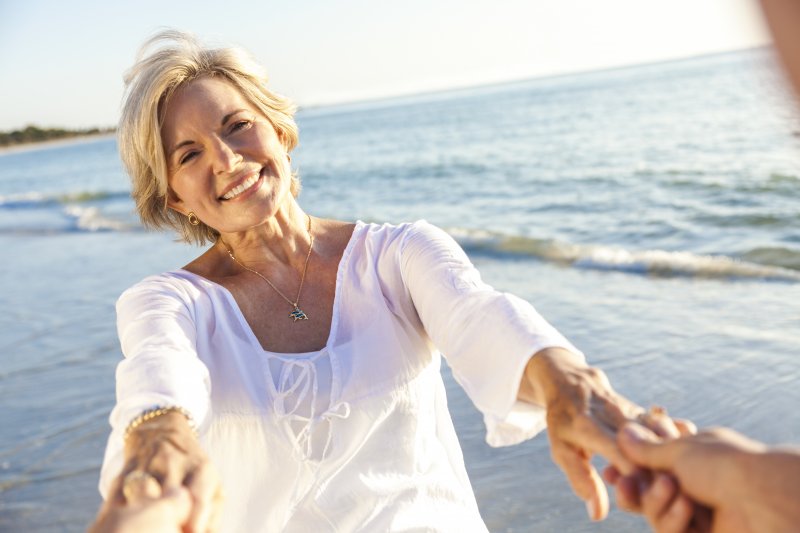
[220,215,314,322]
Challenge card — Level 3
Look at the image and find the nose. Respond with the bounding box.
[210,136,241,175]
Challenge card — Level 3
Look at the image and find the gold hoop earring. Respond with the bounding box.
[187,212,200,226]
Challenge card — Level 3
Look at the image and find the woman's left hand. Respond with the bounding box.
[519,347,683,521]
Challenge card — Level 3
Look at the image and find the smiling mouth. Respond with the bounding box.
[221,173,260,201]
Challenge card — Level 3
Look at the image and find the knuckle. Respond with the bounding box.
[584,366,608,383]
[151,446,180,468]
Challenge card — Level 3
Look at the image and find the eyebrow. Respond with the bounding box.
[167,109,248,158]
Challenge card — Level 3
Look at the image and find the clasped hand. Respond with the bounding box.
[524,348,691,521]
[531,349,794,533]
[90,411,223,533]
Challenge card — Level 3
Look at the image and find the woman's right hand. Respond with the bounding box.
[122,411,223,533]
[89,477,192,533]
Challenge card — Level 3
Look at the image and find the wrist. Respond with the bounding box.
[524,347,587,406]
[124,406,197,441]
[124,408,198,456]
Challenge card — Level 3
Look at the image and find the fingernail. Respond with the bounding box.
[585,499,597,520]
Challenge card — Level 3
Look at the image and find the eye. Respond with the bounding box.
[179,150,199,165]
[229,119,252,134]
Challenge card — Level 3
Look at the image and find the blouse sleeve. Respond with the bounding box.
[398,221,584,447]
[98,275,212,498]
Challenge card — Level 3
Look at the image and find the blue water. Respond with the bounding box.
[2,48,799,532]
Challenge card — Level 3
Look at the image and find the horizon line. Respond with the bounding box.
[2,44,772,132]
[296,44,771,114]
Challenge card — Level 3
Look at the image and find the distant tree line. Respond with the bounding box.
[0,125,115,147]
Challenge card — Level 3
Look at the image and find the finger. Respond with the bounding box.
[618,422,681,471]
[150,452,189,491]
[106,473,128,506]
[588,389,643,435]
[560,411,638,476]
[637,407,681,440]
[130,435,190,491]
[615,474,642,513]
[673,418,697,436]
[551,442,609,521]
[645,416,681,440]
[185,461,221,532]
[123,471,163,505]
[656,493,694,533]
[641,473,678,523]
[602,465,621,485]
[617,464,658,512]
[605,466,637,513]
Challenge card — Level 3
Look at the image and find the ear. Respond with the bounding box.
[166,188,187,215]
[274,127,290,152]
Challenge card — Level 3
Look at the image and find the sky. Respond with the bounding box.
[0,0,771,131]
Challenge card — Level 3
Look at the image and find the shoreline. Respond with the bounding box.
[0,132,116,156]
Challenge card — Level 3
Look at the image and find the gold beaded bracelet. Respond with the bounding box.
[123,406,198,441]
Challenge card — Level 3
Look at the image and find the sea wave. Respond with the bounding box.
[659,173,800,196]
[0,190,129,208]
[741,246,800,271]
[63,205,135,232]
[447,227,800,281]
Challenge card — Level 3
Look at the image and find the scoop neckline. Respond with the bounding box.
[176,220,363,358]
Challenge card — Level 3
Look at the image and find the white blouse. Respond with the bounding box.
[99,220,582,532]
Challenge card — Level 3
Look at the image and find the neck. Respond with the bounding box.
[216,200,312,269]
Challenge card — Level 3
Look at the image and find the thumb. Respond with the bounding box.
[618,422,680,471]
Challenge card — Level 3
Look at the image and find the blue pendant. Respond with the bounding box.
[289,306,308,322]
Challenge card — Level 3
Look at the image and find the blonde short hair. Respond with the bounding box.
[119,29,300,245]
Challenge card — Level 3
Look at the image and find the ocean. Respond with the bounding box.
[1,47,799,532]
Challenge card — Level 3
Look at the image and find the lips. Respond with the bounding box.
[220,171,260,201]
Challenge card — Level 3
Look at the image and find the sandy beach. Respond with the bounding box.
[0,132,116,156]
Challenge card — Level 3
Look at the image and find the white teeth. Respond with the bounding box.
[222,174,259,200]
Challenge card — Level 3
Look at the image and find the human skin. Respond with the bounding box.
[89,466,194,533]
[116,411,223,533]
[612,423,800,533]
[109,74,682,529]
[518,348,681,520]
[759,0,800,99]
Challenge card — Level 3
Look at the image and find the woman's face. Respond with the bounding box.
[161,76,292,234]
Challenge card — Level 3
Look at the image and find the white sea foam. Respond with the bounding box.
[63,205,132,232]
[0,190,125,207]
[447,227,800,282]
[0,191,50,206]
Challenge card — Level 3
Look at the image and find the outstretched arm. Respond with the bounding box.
[397,221,684,522]
[101,278,223,533]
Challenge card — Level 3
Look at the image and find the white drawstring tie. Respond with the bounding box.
[272,354,350,462]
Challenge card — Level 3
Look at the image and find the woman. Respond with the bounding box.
[99,30,678,532]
